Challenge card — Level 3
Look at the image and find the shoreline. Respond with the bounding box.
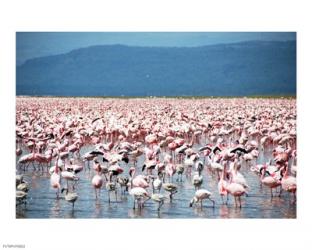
[15,95,296,99]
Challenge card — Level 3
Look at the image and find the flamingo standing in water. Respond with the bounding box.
[176,164,184,182]
[129,187,150,210]
[260,164,282,198]
[92,163,103,199]
[192,171,203,190]
[189,189,215,208]
[117,176,129,195]
[281,163,297,202]
[218,161,229,204]
[15,97,297,218]
[152,174,162,193]
[129,167,149,189]
[62,188,78,209]
[151,193,166,211]
[225,170,246,209]
[128,170,151,210]
[50,155,61,198]
[106,172,117,203]
[230,159,249,191]
[18,151,35,171]
[165,162,176,182]
[163,183,178,202]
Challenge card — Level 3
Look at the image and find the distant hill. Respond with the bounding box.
[16,41,296,96]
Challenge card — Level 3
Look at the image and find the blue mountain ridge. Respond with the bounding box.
[16,40,296,96]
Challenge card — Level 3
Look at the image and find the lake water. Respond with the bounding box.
[16,143,296,219]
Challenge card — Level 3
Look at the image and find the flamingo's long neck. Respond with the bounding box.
[32,144,36,155]
[283,165,289,179]
[129,174,134,190]
[55,157,59,174]
[233,160,238,174]
[260,164,267,180]
[198,167,202,176]
[189,134,195,147]
[129,168,135,189]
[221,162,226,181]
[109,172,113,182]
[293,156,296,166]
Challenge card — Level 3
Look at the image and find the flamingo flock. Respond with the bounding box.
[16,97,297,217]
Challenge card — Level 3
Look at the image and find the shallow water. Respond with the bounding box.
[16,144,296,219]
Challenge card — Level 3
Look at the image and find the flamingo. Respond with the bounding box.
[68,158,84,174]
[155,162,166,181]
[15,97,297,218]
[184,153,199,175]
[129,187,150,210]
[129,167,149,189]
[16,147,23,157]
[61,170,79,191]
[189,189,215,208]
[218,162,229,204]
[281,163,296,202]
[165,162,176,182]
[108,163,124,179]
[152,174,162,193]
[16,191,27,207]
[290,151,297,176]
[62,189,78,209]
[17,182,29,192]
[50,155,61,198]
[225,182,246,208]
[151,193,166,211]
[106,172,118,203]
[260,165,282,198]
[82,151,97,170]
[16,175,24,187]
[163,183,178,202]
[92,168,103,199]
[18,152,35,171]
[192,171,203,190]
[176,164,185,182]
[206,156,224,177]
[142,159,157,175]
[117,176,129,195]
[195,161,204,173]
[230,159,249,191]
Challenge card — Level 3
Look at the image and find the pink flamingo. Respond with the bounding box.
[218,162,229,204]
[189,189,215,208]
[260,164,282,198]
[50,155,61,198]
[281,163,296,202]
[129,187,150,210]
[92,165,103,199]
[18,153,35,171]
[165,162,176,182]
[225,182,246,208]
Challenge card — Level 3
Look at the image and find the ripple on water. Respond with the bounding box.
[16,146,296,219]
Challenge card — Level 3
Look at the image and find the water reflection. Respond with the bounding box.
[50,198,61,217]
[65,209,76,219]
[128,208,145,218]
[219,205,230,218]
[16,145,296,219]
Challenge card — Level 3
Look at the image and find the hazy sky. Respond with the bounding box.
[16,32,296,65]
